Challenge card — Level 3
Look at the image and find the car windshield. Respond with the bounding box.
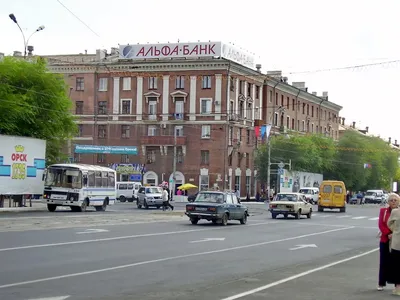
[195,192,225,203]
[45,167,82,189]
[275,194,298,201]
[366,192,377,196]
[145,187,163,194]
[299,189,312,194]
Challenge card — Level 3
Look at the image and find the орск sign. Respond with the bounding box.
[119,41,256,69]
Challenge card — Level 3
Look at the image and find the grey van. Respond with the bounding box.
[137,186,164,209]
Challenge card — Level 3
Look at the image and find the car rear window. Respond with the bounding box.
[323,185,332,193]
[334,185,343,194]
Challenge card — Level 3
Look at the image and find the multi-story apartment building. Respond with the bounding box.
[45,42,265,197]
[263,71,342,139]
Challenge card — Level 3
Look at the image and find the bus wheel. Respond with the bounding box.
[80,199,88,212]
[47,204,57,212]
[95,200,107,212]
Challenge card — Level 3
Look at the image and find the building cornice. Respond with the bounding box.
[265,78,342,112]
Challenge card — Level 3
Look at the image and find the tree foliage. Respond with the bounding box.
[254,130,399,191]
[0,57,77,164]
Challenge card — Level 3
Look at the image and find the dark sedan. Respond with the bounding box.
[185,191,249,226]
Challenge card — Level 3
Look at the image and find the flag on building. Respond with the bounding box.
[363,163,372,169]
[254,126,260,137]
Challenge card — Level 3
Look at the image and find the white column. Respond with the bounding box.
[243,82,247,125]
[259,85,263,121]
[136,77,143,121]
[226,75,231,116]
[252,84,256,122]
[235,78,239,116]
[112,77,120,120]
[189,76,197,121]
[162,75,170,121]
[214,74,222,121]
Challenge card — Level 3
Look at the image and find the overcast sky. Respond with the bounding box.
[2,0,399,142]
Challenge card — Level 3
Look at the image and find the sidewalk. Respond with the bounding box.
[0,200,48,213]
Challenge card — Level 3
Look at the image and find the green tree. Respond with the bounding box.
[0,57,77,164]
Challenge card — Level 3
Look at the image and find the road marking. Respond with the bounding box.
[352,216,367,219]
[317,215,332,218]
[337,215,352,218]
[0,226,353,289]
[0,221,274,252]
[190,238,226,243]
[220,247,378,300]
[369,217,379,221]
[76,229,109,234]
[289,244,317,251]
[26,296,70,300]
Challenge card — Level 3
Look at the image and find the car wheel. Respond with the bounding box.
[136,200,142,209]
[240,213,247,224]
[340,206,346,213]
[119,196,126,203]
[295,210,301,219]
[221,213,228,226]
[307,209,312,219]
[156,205,160,209]
[318,206,323,212]
[144,200,149,209]
[190,218,199,225]
[271,213,277,219]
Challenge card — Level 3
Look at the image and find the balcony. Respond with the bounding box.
[141,135,187,146]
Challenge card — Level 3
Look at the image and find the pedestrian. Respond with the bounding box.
[162,187,174,211]
[388,194,400,295]
[377,193,399,291]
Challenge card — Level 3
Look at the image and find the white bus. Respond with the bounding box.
[43,164,117,212]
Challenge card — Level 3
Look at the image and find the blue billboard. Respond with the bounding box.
[74,145,138,155]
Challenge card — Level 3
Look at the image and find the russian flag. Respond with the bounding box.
[363,163,372,169]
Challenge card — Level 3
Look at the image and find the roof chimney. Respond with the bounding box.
[256,64,262,73]
[389,137,392,144]
[365,126,369,133]
[13,51,22,57]
[352,121,356,128]
[267,70,282,79]
[342,117,345,125]
[322,91,328,97]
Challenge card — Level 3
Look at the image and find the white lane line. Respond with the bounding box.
[352,216,367,220]
[289,222,376,230]
[337,215,352,218]
[220,247,378,300]
[0,221,275,252]
[317,215,333,218]
[369,217,379,221]
[0,226,353,289]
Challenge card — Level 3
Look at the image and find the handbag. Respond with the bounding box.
[377,208,388,238]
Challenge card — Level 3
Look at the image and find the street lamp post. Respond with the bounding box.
[9,13,45,59]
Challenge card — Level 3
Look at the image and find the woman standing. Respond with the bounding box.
[378,193,399,291]
[388,194,400,295]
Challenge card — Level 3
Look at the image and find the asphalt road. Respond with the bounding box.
[0,204,386,300]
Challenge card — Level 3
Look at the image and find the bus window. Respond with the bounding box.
[102,172,108,187]
[108,172,115,188]
[127,183,134,190]
[323,185,332,193]
[119,184,127,190]
[334,185,343,194]
[95,171,102,187]
[88,171,95,187]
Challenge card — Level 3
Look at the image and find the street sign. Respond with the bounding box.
[278,162,285,169]
[278,168,284,175]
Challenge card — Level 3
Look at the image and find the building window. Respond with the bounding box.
[121,154,129,163]
[273,113,278,126]
[148,77,157,89]
[97,153,105,163]
[148,125,157,136]
[286,116,290,128]
[247,102,252,120]
[255,86,260,99]
[98,78,108,91]
[98,125,107,138]
[77,124,83,137]
[246,175,251,196]
[201,125,211,139]
[76,77,84,91]
[302,120,305,132]
[121,99,131,114]
[175,76,184,89]
[174,97,184,119]
[311,106,314,117]
[201,150,210,165]
[302,103,305,114]
[146,150,156,163]
[148,99,157,120]
[292,118,295,130]
[247,83,251,97]
[239,100,244,118]
[74,153,81,163]
[238,128,242,142]
[98,101,107,114]
[292,99,295,111]
[229,127,233,145]
[239,80,243,94]
[246,129,250,144]
[201,98,212,114]
[202,76,211,89]
[311,123,314,133]
[228,154,232,166]
[175,126,184,137]
[121,125,130,138]
[235,176,240,195]
[122,77,131,90]
[230,77,234,91]
[75,101,83,115]
[275,93,278,105]
[199,175,209,191]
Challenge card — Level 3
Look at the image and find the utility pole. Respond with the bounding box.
[171,126,178,200]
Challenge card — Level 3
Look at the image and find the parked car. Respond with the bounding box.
[269,192,313,219]
[185,191,249,225]
[298,187,319,204]
[137,186,163,209]
[363,190,385,204]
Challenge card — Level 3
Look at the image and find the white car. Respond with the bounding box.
[298,187,319,204]
[269,192,313,219]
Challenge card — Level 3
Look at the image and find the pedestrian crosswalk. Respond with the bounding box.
[313,214,379,221]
